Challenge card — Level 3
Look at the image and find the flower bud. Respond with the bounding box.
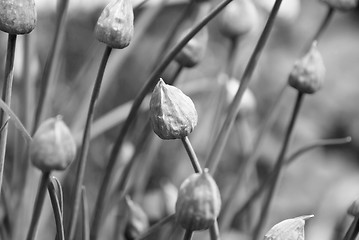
[125,196,149,240]
[264,215,314,240]
[30,116,77,172]
[225,78,256,116]
[288,43,325,94]
[175,28,209,68]
[150,79,198,140]
[175,170,221,231]
[95,0,134,49]
[219,0,258,39]
[320,0,358,11]
[0,0,37,34]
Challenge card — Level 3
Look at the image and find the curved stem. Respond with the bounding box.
[25,171,51,240]
[0,33,17,195]
[48,178,65,240]
[252,92,303,240]
[90,1,234,238]
[205,0,284,174]
[181,137,202,173]
[32,0,69,133]
[67,46,112,240]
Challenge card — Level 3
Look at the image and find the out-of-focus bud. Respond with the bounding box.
[175,28,209,68]
[254,0,300,23]
[161,181,178,215]
[175,169,221,231]
[0,0,37,34]
[125,196,149,240]
[348,198,359,217]
[264,215,314,240]
[95,0,134,49]
[30,116,77,172]
[150,79,198,140]
[225,77,256,116]
[288,43,325,94]
[219,0,258,39]
[320,0,358,11]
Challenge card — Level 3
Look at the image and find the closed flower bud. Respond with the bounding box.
[348,198,359,217]
[0,0,37,34]
[150,79,198,140]
[95,0,134,49]
[30,116,77,172]
[320,0,358,11]
[175,28,209,68]
[175,169,221,231]
[219,0,258,39]
[125,196,149,240]
[288,43,325,94]
[264,215,314,240]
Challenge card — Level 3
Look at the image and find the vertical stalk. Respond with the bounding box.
[67,46,113,240]
[32,0,69,133]
[81,187,90,240]
[251,92,304,240]
[204,0,283,174]
[25,171,51,240]
[0,34,17,194]
[183,230,193,240]
[48,179,65,240]
[90,1,234,238]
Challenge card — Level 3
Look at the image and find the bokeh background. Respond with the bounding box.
[0,0,359,240]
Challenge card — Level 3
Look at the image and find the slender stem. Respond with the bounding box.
[0,34,17,195]
[209,221,221,240]
[32,0,69,133]
[252,92,304,240]
[136,214,175,240]
[48,178,65,240]
[225,38,239,78]
[90,1,234,238]
[309,7,334,47]
[183,230,193,240]
[81,187,90,240]
[181,137,202,173]
[67,46,113,240]
[25,171,51,240]
[343,217,359,240]
[219,84,287,229]
[204,0,283,174]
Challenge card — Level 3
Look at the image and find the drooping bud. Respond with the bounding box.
[0,0,37,34]
[125,196,149,240]
[264,215,314,240]
[150,79,198,140]
[30,116,77,172]
[225,77,256,116]
[95,0,134,49]
[175,169,221,231]
[320,0,358,11]
[288,43,325,94]
[175,27,209,68]
[348,198,359,217]
[218,0,258,39]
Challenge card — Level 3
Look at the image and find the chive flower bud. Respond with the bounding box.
[150,79,198,140]
[218,0,258,39]
[175,169,221,231]
[30,116,77,172]
[0,0,37,34]
[264,215,314,240]
[95,0,134,49]
[125,196,149,240]
[175,28,209,68]
[320,0,358,11]
[288,43,325,94]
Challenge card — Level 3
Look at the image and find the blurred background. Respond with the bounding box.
[0,0,359,240]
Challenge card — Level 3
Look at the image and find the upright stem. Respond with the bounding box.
[251,92,304,240]
[183,230,193,240]
[90,1,234,238]
[181,137,202,174]
[32,0,69,133]
[67,46,112,240]
[0,34,17,194]
[25,171,51,240]
[204,0,283,174]
[225,38,239,78]
[309,7,334,47]
[48,179,65,240]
